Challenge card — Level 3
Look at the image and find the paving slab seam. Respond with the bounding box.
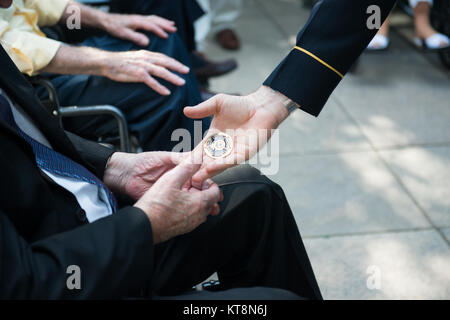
[333,96,450,247]
[303,226,440,240]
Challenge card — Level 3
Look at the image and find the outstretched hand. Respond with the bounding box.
[184,86,290,187]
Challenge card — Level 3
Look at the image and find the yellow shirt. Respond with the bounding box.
[0,0,69,75]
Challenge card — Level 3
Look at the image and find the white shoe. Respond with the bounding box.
[414,33,450,50]
[367,34,390,51]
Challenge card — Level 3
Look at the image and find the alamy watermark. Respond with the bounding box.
[366,5,382,30]
[65,4,81,30]
[366,265,381,290]
[66,265,81,290]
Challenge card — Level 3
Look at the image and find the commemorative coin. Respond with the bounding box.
[203,132,233,159]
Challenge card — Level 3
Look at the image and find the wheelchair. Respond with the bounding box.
[31,0,136,153]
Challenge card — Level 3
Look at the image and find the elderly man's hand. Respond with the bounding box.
[43,45,189,96]
[184,86,291,187]
[134,161,223,244]
[102,50,190,95]
[103,14,177,47]
[104,151,186,200]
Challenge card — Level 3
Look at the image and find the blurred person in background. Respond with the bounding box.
[195,0,242,51]
[367,0,450,50]
[0,0,211,152]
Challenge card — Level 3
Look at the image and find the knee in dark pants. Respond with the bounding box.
[212,165,291,250]
[146,32,190,65]
[213,165,286,206]
[213,165,275,185]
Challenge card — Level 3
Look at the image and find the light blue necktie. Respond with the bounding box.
[0,93,117,213]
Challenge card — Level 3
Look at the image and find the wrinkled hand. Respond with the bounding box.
[103,14,177,46]
[134,161,223,244]
[102,50,189,95]
[184,86,290,186]
[104,151,186,200]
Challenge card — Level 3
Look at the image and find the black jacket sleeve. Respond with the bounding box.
[0,206,154,299]
[65,131,116,179]
[264,0,397,116]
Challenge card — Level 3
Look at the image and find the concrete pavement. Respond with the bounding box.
[201,0,450,299]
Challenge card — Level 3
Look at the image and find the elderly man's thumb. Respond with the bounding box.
[162,160,201,189]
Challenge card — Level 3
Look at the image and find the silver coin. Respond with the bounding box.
[203,132,233,159]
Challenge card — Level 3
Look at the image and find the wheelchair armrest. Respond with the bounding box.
[27,75,61,114]
[27,76,132,152]
[59,105,131,152]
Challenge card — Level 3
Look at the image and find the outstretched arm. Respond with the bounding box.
[264,0,396,116]
[184,0,397,185]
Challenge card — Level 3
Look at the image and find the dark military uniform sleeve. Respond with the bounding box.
[264,0,397,116]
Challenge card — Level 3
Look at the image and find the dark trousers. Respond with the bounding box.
[148,165,322,300]
[41,32,210,152]
[111,0,204,52]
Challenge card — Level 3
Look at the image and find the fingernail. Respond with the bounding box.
[202,181,211,189]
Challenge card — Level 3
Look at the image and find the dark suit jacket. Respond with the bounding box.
[264,0,397,116]
[0,46,154,299]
